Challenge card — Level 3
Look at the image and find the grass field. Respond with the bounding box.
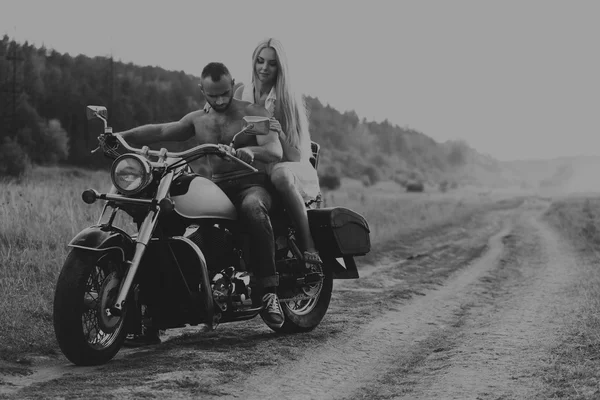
[0,166,519,361]
[542,196,600,397]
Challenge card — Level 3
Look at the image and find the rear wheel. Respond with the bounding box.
[274,262,333,333]
[53,249,129,366]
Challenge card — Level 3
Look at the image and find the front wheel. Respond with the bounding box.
[274,262,333,333]
[53,249,129,366]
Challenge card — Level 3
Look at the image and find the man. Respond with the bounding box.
[117,62,286,344]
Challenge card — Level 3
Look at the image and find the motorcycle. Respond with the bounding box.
[53,105,371,366]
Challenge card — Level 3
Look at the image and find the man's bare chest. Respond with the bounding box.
[196,115,244,144]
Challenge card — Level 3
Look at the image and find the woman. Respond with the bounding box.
[236,38,322,268]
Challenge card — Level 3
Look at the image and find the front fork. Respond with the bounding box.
[110,172,173,316]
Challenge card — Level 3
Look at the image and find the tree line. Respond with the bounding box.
[0,36,475,188]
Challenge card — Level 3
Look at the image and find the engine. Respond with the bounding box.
[185,223,253,311]
[186,222,239,271]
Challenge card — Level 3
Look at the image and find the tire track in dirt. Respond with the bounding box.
[0,362,96,398]
[370,199,588,399]
[216,211,518,400]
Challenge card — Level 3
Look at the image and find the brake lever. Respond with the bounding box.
[91,134,107,154]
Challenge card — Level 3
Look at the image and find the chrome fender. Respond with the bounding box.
[68,225,135,261]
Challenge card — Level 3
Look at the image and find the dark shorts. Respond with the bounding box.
[215,173,270,193]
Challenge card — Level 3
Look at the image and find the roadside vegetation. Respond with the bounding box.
[543,196,600,398]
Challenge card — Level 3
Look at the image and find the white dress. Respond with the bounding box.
[241,83,321,203]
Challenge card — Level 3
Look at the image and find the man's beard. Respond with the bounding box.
[209,97,233,113]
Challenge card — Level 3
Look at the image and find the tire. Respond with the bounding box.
[274,262,333,333]
[53,249,129,366]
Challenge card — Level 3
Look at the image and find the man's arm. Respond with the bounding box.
[241,105,283,163]
[118,113,196,145]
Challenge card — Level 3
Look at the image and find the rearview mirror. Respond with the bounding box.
[242,116,270,135]
[86,105,108,121]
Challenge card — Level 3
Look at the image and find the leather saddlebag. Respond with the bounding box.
[307,207,371,257]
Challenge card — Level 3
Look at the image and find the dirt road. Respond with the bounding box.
[1,197,595,399]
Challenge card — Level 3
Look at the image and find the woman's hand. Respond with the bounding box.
[269,118,284,139]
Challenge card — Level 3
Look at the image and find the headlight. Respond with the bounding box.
[110,154,153,195]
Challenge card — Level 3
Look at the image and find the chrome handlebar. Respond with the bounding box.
[119,124,257,172]
[98,130,257,173]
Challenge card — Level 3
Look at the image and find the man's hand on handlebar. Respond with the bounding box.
[218,144,255,164]
[235,148,255,164]
[96,133,122,159]
[217,144,236,157]
[98,133,116,148]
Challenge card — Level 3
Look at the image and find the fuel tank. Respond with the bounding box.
[170,175,237,220]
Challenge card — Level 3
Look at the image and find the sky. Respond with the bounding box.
[1,0,598,161]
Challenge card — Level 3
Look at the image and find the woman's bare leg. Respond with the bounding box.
[271,166,318,254]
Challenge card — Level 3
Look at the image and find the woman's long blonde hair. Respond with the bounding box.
[251,38,312,160]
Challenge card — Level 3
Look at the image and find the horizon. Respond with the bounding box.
[1,0,598,162]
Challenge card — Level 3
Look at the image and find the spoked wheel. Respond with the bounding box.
[285,278,323,315]
[53,249,129,366]
[274,262,333,333]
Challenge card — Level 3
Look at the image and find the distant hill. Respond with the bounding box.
[0,35,563,190]
[501,155,600,194]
